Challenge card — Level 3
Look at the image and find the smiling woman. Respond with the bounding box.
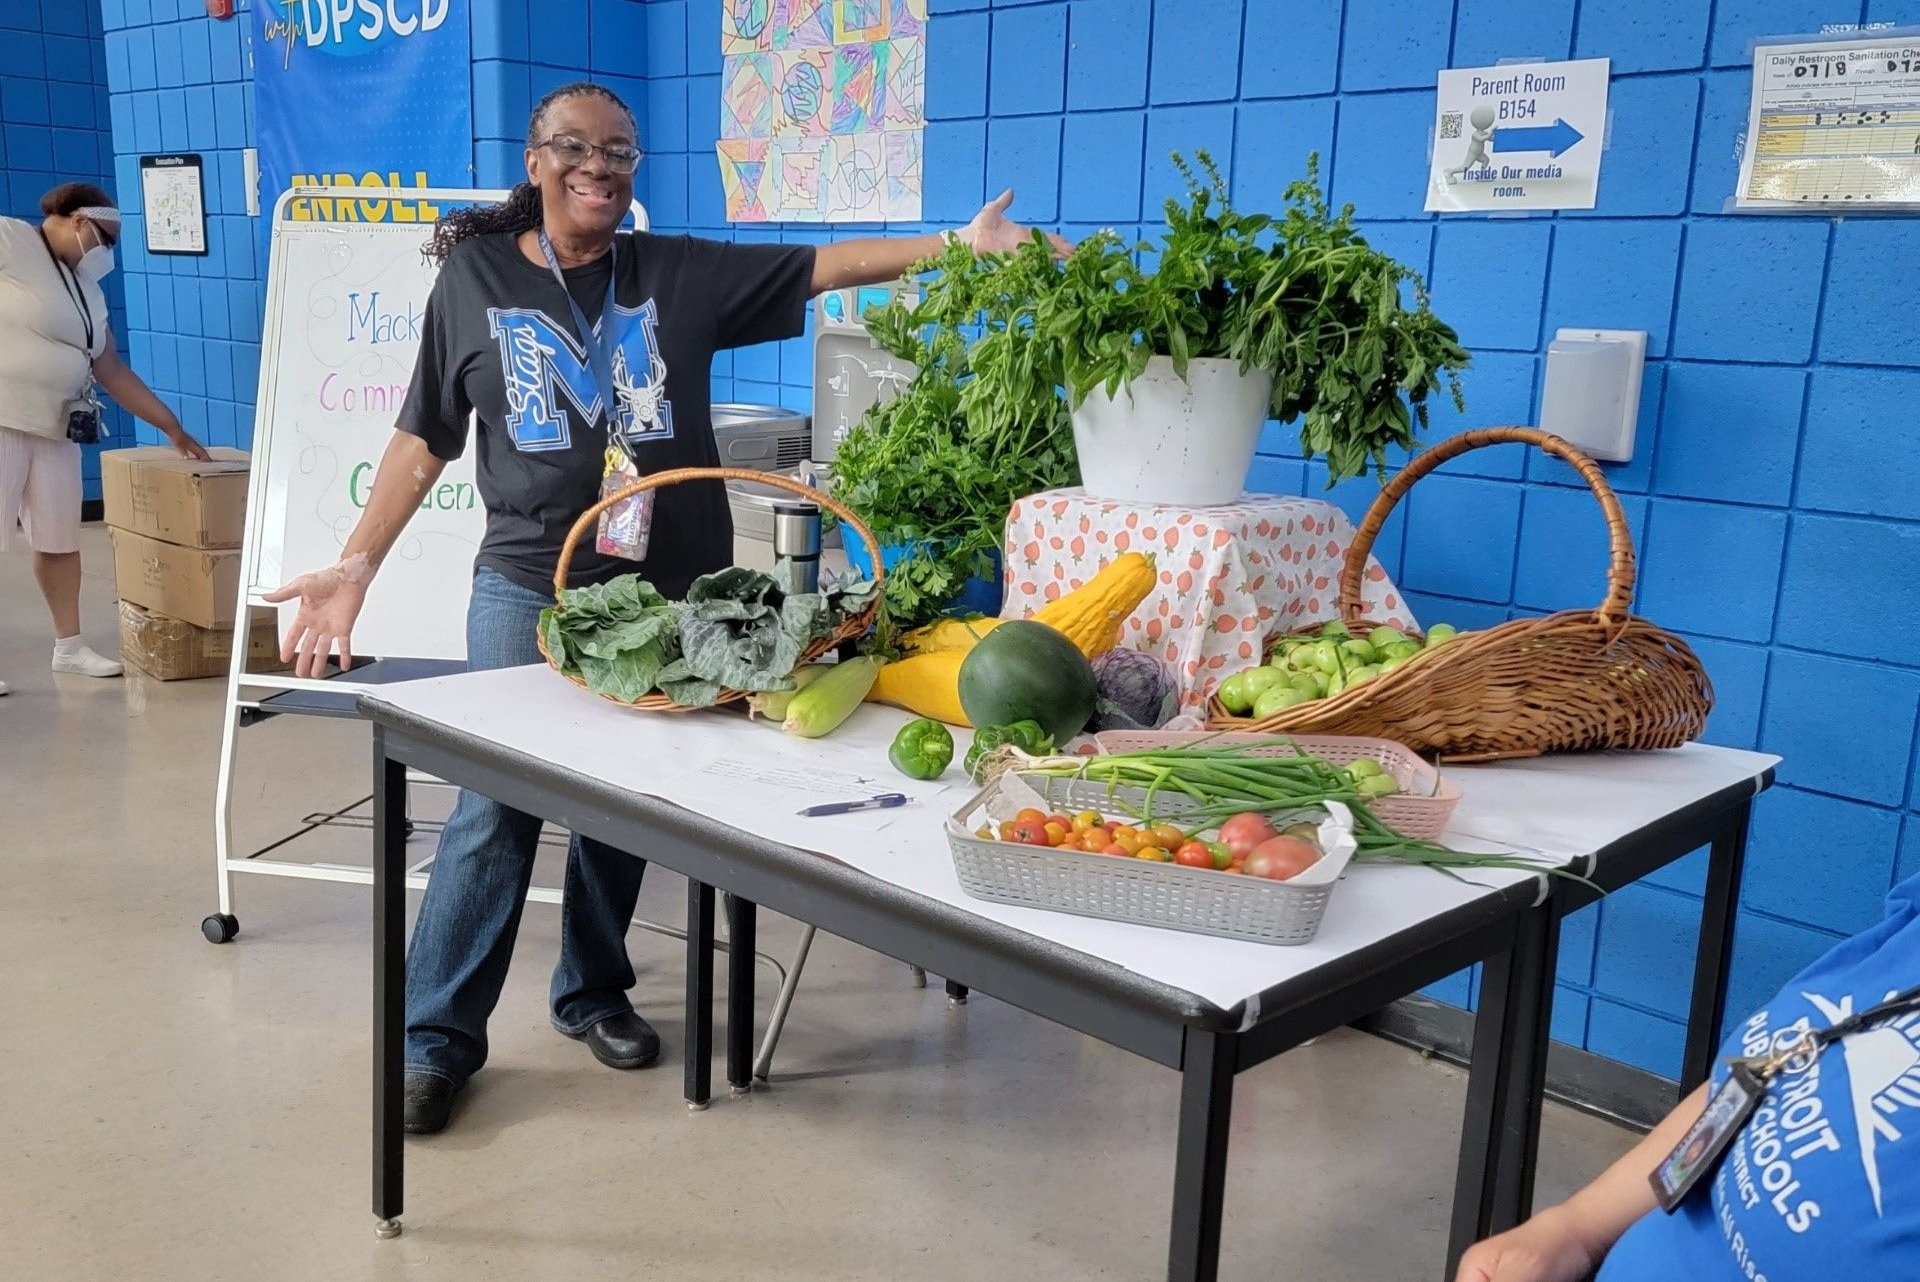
[263,78,1067,1138]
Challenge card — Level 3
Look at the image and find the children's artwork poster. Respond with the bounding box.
[718,0,926,222]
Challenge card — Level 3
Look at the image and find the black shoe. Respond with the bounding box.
[403,1072,457,1135]
[563,1010,662,1070]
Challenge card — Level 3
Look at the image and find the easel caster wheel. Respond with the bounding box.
[201,914,239,944]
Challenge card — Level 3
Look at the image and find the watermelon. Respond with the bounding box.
[956,620,1098,745]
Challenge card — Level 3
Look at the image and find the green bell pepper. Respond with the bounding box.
[889,718,955,781]
[963,719,1055,781]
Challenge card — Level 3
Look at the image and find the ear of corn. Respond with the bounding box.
[782,655,881,738]
[748,663,830,721]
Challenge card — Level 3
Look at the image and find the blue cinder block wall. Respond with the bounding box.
[659,0,1920,1080]
[99,0,261,457]
[1,0,124,498]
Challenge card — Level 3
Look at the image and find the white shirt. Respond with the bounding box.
[0,216,108,439]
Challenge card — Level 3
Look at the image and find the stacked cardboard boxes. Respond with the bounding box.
[102,448,285,680]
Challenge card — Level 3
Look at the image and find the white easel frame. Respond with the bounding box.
[206,187,820,1079]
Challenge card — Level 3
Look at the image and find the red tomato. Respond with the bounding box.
[1043,821,1070,847]
[1147,822,1187,850]
[1219,813,1278,858]
[1101,843,1129,857]
[1111,831,1143,856]
[1014,808,1047,827]
[1174,841,1215,869]
[1245,836,1321,881]
[1008,817,1051,846]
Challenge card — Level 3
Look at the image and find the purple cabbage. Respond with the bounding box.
[1089,648,1178,732]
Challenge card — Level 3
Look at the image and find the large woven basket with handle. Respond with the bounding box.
[537,467,884,712]
[1207,428,1713,762]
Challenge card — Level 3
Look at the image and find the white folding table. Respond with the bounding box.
[356,665,1775,1281]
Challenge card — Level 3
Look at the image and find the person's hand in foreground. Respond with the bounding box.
[1455,1207,1599,1282]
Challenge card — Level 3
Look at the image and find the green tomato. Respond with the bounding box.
[1253,685,1314,718]
[1317,620,1352,640]
[1207,841,1234,871]
[1383,641,1421,662]
[1346,757,1386,780]
[1424,622,1459,645]
[1368,627,1409,651]
[1357,773,1400,797]
[1311,639,1343,675]
[1218,667,1285,714]
[1380,654,1410,673]
[1340,639,1378,664]
[1291,670,1328,696]
[1347,664,1381,684]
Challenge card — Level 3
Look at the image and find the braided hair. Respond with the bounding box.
[424,81,638,266]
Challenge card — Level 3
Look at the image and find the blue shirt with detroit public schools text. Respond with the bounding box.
[1599,872,1920,1281]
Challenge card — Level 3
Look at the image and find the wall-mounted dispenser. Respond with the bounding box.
[1539,328,1647,463]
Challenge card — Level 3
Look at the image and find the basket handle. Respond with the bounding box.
[1339,427,1636,627]
[552,466,885,600]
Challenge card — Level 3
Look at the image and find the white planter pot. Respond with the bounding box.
[1070,356,1275,507]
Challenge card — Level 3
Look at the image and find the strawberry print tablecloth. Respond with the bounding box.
[1003,489,1417,715]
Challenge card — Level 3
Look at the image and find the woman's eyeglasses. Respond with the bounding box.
[538,134,644,175]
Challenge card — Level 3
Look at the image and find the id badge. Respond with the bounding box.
[1649,1062,1767,1212]
[595,446,654,561]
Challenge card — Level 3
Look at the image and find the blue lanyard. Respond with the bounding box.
[536,230,621,438]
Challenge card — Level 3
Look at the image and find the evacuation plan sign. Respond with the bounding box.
[1426,58,1611,212]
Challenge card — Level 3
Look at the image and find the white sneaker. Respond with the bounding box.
[0,679,10,695]
[51,643,124,678]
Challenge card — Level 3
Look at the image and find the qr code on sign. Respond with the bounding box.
[1439,112,1463,140]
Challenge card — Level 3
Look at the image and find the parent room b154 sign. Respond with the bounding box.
[1427,58,1611,213]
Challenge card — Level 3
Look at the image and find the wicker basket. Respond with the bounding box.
[537,467,884,712]
[1207,428,1713,762]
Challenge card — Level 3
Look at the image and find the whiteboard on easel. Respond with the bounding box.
[245,188,650,663]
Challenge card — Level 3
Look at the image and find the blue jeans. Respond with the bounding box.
[404,567,648,1087]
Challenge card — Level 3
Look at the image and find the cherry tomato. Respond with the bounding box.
[1047,813,1073,832]
[1083,826,1112,848]
[1174,841,1214,869]
[1101,843,1129,857]
[1043,821,1070,847]
[1072,810,1102,833]
[1137,846,1171,862]
[1111,825,1141,843]
[1111,832,1143,856]
[1147,822,1187,850]
[1207,842,1234,871]
[1008,817,1050,846]
[997,821,1019,842]
[1014,808,1047,827]
[1080,831,1113,852]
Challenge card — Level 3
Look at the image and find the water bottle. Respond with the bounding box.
[771,500,822,594]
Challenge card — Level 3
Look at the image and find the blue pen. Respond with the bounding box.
[798,792,909,818]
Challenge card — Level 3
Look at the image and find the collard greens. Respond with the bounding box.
[542,568,878,708]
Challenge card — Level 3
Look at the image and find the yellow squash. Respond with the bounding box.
[899,615,1004,655]
[1030,552,1156,659]
[865,649,971,726]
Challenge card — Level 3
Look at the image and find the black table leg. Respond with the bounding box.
[1681,803,1752,1092]
[725,894,756,1093]
[1447,904,1557,1274]
[685,880,715,1110]
[945,979,969,1005]
[372,733,406,1238]
[1167,1028,1236,1282]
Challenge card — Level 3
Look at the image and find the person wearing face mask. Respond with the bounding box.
[0,182,211,694]
[267,82,1069,1134]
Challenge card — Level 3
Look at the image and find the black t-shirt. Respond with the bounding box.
[397,230,816,599]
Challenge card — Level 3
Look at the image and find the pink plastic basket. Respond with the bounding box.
[1092,731,1462,842]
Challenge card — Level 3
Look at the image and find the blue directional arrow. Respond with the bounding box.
[1492,119,1585,158]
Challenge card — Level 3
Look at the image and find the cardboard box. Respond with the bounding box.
[101,447,251,549]
[117,602,288,682]
[109,528,241,630]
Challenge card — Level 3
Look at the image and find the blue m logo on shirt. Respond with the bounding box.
[486,300,675,453]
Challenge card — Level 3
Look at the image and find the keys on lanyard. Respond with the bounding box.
[536,230,653,561]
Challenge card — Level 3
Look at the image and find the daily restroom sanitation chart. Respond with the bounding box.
[1426,58,1611,212]
[1736,32,1920,208]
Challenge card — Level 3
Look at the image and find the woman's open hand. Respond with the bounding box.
[959,189,1071,258]
[263,558,373,678]
[166,427,212,462]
